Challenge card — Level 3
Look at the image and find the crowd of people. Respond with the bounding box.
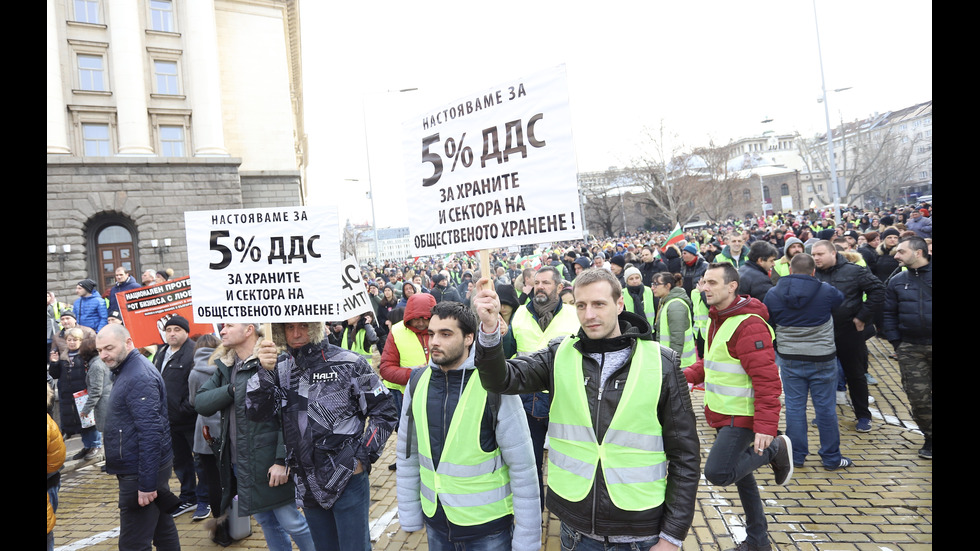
[45,200,931,551]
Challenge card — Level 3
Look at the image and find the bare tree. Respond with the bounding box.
[796,123,928,206]
[623,121,702,228]
[688,141,750,221]
[581,178,624,238]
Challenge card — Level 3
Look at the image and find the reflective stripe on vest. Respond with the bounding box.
[547,337,667,511]
[413,369,513,526]
[656,297,696,368]
[690,290,709,337]
[387,321,426,392]
[341,327,371,359]
[703,313,774,416]
[622,287,656,326]
[510,303,580,355]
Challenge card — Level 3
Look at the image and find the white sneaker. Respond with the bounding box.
[836,391,848,405]
[868,395,875,404]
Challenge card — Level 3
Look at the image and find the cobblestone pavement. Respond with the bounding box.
[52,338,931,550]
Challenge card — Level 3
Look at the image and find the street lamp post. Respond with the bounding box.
[812,0,845,225]
[360,87,418,265]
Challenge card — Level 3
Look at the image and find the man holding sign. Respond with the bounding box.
[247,320,397,551]
[471,270,700,550]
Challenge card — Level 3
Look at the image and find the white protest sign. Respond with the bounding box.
[184,206,343,323]
[404,64,583,256]
[337,256,375,319]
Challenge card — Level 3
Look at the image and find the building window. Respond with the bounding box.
[743,189,751,201]
[780,183,790,196]
[78,54,105,91]
[160,125,185,157]
[82,123,111,156]
[149,0,175,32]
[154,60,179,95]
[74,0,100,24]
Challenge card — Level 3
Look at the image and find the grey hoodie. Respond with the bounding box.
[187,346,221,455]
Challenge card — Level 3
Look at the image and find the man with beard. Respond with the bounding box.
[396,302,539,550]
[770,236,805,285]
[506,266,581,512]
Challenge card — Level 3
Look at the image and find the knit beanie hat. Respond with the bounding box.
[881,228,901,239]
[78,279,97,293]
[609,254,627,268]
[573,256,593,271]
[163,314,190,333]
[623,266,642,281]
[683,244,698,255]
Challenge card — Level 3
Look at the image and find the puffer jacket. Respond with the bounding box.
[683,296,782,436]
[104,350,173,493]
[475,310,700,541]
[882,262,932,345]
[737,260,774,302]
[814,251,885,335]
[874,243,902,283]
[379,293,436,387]
[246,322,398,510]
[195,342,295,517]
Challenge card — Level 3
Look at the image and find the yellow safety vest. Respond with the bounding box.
[509,303,580,355]
[622,286,656,327]
[690,290,709,338]
[387,321,426,392]
[703,314,774,416]
[547,337,666,511]
[772,259,790,277]
[341,326,371,358]
[413,369,513,525]
[656,296,697,368]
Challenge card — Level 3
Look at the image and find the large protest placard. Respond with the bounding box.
[336,256,375,320]
[117,277,215,348]
[184,206,343,323]
[404,64,583,256]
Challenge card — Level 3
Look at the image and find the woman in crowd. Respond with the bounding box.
[652,272,698,369]
[48,328,100,460]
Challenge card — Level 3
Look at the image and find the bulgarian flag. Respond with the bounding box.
[661,223,684,252]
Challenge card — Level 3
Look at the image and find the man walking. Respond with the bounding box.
[506,266,581,512]
[397,302,540,550]
[249,320,398,550]
[472,269,700,550]
[195,322,316,550]
[882,236,932,459]
[811,240,886,433]
[152,315,200,517]
[97,324,181,551]
[684,263,792,551]
[764,253,852,470]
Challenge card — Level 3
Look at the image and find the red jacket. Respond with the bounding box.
[683,295,782,436]
[379,293,436,386]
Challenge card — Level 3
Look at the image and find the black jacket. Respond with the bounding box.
[814,252,885,336]
[154,338,198,431]
[474,310,700,541]
[882,262,932,345]
[737,261,774,303]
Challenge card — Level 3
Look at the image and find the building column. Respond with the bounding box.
[107,0,154,155]
[183,0,228,156]
[47,0,71,154]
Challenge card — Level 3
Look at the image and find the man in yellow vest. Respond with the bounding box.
[472,269,700,551]
[379,293,437,470]
[396,301,540,550]
[508,265,581,513]
[683,263,792,551]
[769,236,804,285]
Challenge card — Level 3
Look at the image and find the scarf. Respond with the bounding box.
[531,294,560,331]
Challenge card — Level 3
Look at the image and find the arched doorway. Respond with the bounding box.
[90,220,137,296]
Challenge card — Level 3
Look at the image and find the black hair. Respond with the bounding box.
[429,301,478,338]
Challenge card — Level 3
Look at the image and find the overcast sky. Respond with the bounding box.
[300,0,932,228]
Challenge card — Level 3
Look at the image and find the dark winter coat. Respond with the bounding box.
[814,252,885,337]
[737,261,774,303]
[873,243,902,283]
[882,262,932,346]
[49,351,89,435]
[153,338,198,432]
[195,343,295,516]
[104,350,174,493]
[106,275,141,317]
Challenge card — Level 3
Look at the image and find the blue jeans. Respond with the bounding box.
[778,354,842,468]
[303,471,371,551]
[428,523,513,551]
[559,523,659,550]
[703,425,773,547]
[81,426,101,449]
[254,502,317,551]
